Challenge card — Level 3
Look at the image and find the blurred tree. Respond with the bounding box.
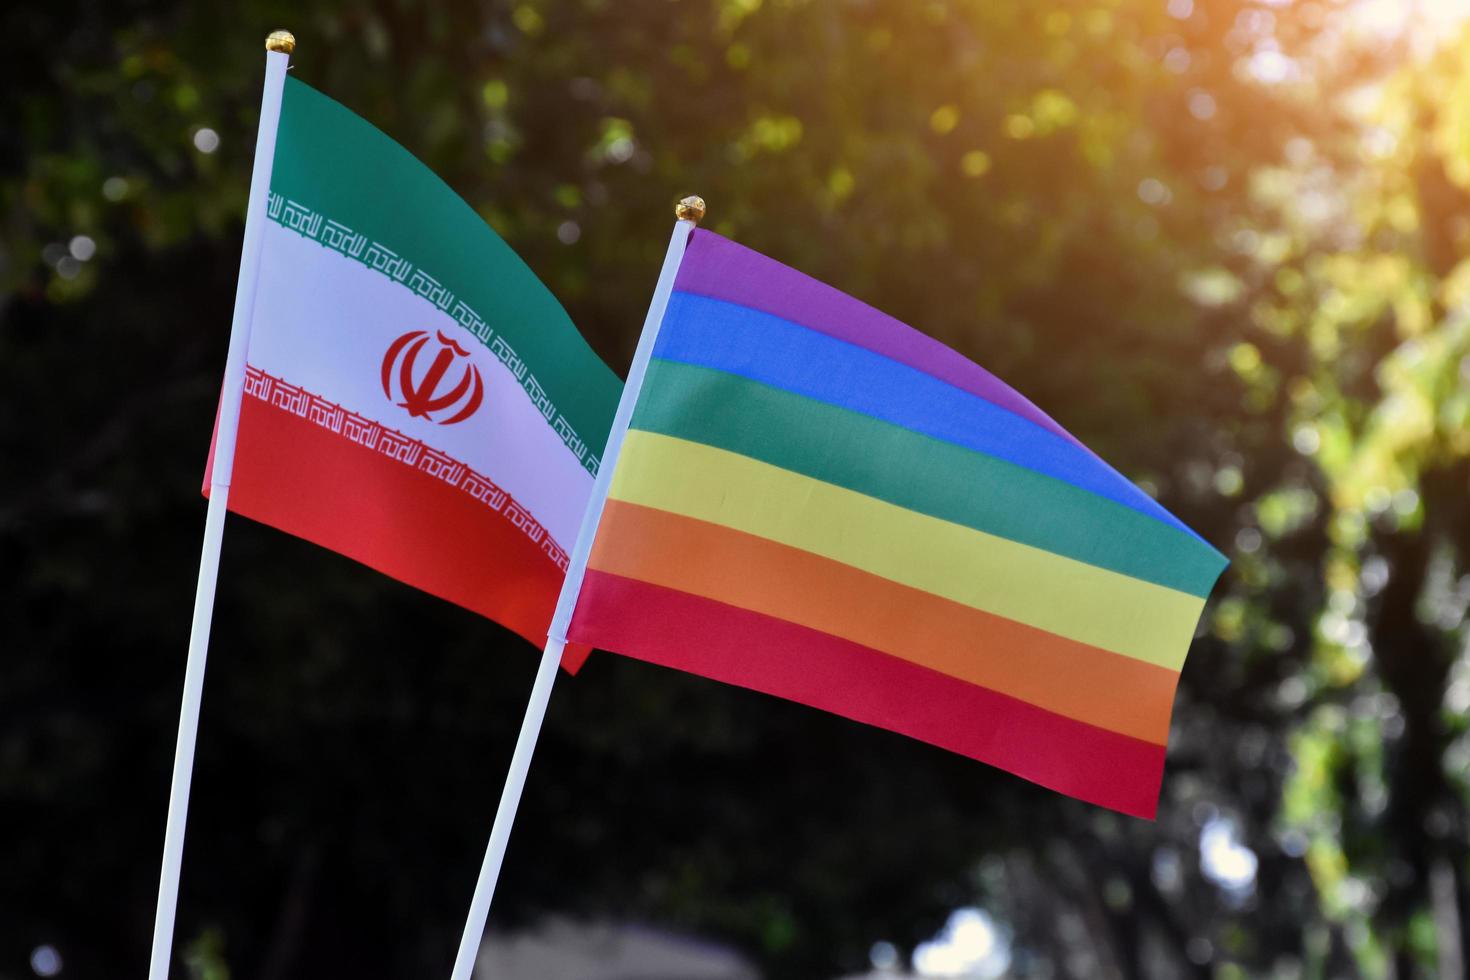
[3,1,1469,979]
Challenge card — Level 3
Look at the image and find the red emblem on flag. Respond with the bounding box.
[381,329,485,425]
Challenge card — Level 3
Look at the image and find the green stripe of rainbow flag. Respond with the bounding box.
[568,229,1228,818]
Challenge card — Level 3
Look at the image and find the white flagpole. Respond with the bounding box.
[147,30,296,980]
[447,196,707,980]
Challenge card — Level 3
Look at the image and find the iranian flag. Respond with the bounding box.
[205,77,620,659]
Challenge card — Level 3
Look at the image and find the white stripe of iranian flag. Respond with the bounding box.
[246,221,593,548]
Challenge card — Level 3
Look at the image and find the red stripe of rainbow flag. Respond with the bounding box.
[567,230,1227,818]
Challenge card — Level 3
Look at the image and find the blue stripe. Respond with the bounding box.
[654,291,1198,537]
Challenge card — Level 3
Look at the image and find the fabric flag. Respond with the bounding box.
[205,77,619,655]
[566,230,1228,818]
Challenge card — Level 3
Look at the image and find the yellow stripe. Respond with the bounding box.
[610,430,1206,669]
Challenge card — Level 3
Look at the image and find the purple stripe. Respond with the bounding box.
[674,230,1083,448]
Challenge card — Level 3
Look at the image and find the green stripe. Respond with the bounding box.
[270,77,619,461]
[631,359,1226,598]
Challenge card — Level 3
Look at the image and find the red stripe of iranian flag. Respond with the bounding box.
[206,78,621,653]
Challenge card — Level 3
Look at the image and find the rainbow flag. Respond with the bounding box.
[565,230,1227,818]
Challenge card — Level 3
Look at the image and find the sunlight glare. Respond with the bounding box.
[1200,817,1259,893]
[913,908,1011,979]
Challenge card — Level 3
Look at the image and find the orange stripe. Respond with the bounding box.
[570,570,1166,818]
[589,499,1179,744]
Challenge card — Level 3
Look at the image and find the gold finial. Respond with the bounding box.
[675,195,706,225]
[265,30,296,54]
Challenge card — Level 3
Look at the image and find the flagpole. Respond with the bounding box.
[447,196,707,980]
[147,31,295,980]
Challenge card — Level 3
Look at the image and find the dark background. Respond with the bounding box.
[6,1,1470,977]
